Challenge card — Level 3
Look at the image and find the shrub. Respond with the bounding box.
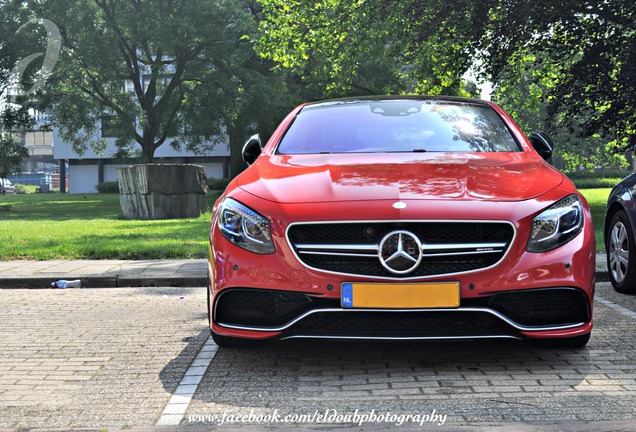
[208,178,231,191]
[96,181,120,193]
[571,178,624,189]
[14,184,28,194]
[567,169,632,180]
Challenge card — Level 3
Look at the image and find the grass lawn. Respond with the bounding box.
[0,192,221,260]
[0,188,611,260]
[579,188,610,251]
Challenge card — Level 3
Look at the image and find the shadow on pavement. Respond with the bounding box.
[159,329,210,393]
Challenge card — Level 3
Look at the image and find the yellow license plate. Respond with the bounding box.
[341,282,460,309]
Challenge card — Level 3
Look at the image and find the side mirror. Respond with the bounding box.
[242,134,263,166]
[529,132,554,161]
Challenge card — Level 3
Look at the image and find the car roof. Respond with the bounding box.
[303,95,490,109]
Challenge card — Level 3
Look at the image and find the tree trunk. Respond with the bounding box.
[117,164,208,219]
[228,123,248,178]
[140,129,156,163]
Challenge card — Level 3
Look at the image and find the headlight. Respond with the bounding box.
[527,194,583,252]
[217,198,275,254]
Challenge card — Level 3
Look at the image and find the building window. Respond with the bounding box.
[101,116,117,138]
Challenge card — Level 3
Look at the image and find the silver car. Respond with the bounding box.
[0,178,16,195]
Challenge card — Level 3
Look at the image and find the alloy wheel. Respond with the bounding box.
[610,221,629,283]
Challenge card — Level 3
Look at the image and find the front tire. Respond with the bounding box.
[606,211,636,293]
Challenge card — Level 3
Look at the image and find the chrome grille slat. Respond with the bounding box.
[417,250,503,257]
[296,242,507,256]
[218,307,584,333]
[422,242,507,252]
[299,251,378,258]
[295,244,379,251]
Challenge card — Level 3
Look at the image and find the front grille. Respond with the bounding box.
[287,221,514,278]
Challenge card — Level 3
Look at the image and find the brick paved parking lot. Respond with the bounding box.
[1,283,636,431]
[0,287,209,429]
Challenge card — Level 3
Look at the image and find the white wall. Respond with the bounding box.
[199,163,224,180]
[68,162,226,194]
[68,165,99,194]
[104,164,132,183]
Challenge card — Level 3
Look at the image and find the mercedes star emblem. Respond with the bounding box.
[378,230,422,274]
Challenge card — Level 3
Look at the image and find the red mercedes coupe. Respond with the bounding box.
[207,96,595,348]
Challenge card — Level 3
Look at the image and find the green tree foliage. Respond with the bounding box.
[259,0,635,165]
[0,106,32,180]
[16,0,293,165]
[1,0,304,176]
[0,136,29,181]
[1,0,43,144]
[492,53,629,174]
[1,0,36,181]
[481,0,636,153]
[179,1,303,176]
[257,0,487,97]
[0,0,27,94]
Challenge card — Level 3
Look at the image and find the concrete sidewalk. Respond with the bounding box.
[0,259,208,288]
[0,254,609,289]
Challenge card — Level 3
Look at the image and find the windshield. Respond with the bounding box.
[276,100,521,154]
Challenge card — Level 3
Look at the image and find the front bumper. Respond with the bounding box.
[212,287,591,341]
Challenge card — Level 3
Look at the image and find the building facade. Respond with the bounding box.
[53,126,230,194]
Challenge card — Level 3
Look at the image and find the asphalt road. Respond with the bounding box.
[1,283,636,431]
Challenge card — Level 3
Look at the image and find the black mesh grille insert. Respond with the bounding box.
[288,222,513,277]
[289,222,512,244]
[487,288,590,326]
[215,289,331,327]
[284,310,516,338]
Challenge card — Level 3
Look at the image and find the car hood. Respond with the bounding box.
[236,152,563,203]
